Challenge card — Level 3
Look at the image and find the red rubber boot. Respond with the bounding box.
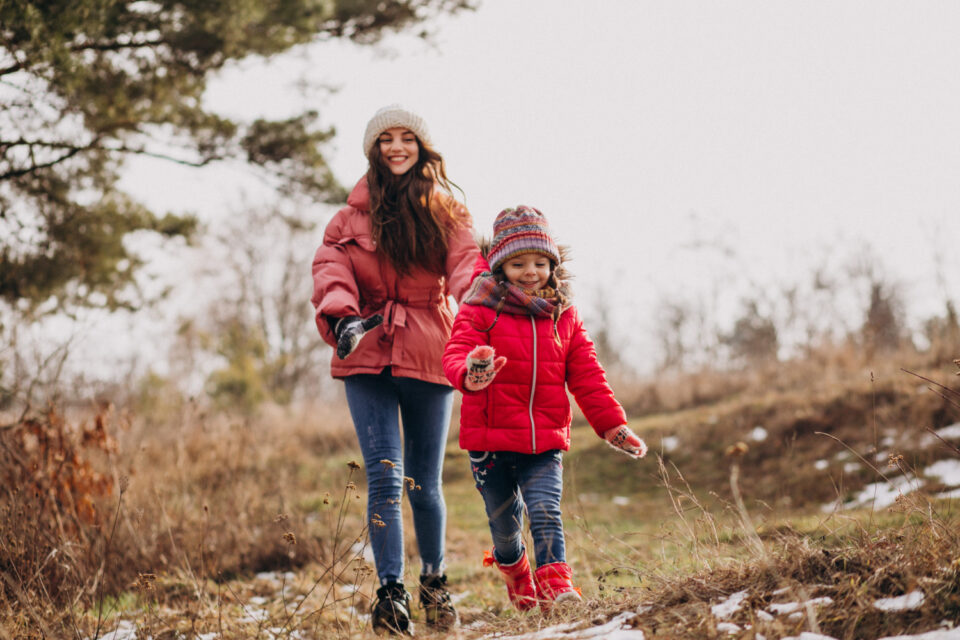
[483,549,537,611]
[533,562,582,612]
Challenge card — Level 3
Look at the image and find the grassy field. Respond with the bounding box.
[2,356,959,639]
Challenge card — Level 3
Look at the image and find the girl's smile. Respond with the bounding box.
[503,253,551,291]
[378,127,419,175]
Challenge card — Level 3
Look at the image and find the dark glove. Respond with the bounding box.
[334,314,384,360]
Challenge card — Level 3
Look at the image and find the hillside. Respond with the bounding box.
[2,359,959,639]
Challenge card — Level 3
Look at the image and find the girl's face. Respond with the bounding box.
[378,127,419,175]
[502,253,551,291]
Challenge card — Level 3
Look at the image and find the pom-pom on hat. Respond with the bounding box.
[362,104,432,158]
[486,206,561,273]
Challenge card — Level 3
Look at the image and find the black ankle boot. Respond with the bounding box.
[418,573,458,630]
[371,582,413,636]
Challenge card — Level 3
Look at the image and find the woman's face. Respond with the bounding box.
[502,253,552,292]
[378,127,420,175]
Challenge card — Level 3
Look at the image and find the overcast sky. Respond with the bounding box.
[116,0,960,368]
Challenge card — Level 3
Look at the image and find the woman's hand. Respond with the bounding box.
[464,345,507,391]
[602,425,648,459]
[334,314,384,359]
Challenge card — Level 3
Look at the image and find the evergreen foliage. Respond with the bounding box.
[0,0,473,312]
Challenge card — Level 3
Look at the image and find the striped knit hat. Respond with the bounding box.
[362,104,432,158]
[487,206,561,273]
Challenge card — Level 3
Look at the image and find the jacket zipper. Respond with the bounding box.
[528,316,538,453]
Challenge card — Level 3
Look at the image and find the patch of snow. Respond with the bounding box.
[661,436,679,452]
[782,634,839,640]
[844,475,922,510]
[346,605,371,623]
[873,590,925,611]
[843,462,862,473]
[717,622,741,634]
[882,435,896,447]
[821,498,843,513]
[711,590,749,619]
[767,597,833,615]
[876,451,891,462]
[814,459,829,470]
[90,621,139,640]
[480,611,644,639]
[757,610,775,621]
[450,590,472,604]
[198,634,218,640]
[924,459,960,486]
[834,450,852,461]
[249,595,268,605]
[920,433,939,448]
[612,496,630,506]
[878,628,960,640]
[238,608,270,623]
[750,426,768,442]
[935,423,960,439]
[256,570,295,583]
[936,487,960,500]
[350,541,376,563]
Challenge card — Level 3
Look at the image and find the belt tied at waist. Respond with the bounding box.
[379,293,443,336]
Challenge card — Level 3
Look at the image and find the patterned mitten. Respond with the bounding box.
[464,345,507,391]
[334,314,384,360]
[602,425,648,459]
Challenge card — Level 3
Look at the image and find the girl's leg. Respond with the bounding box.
[396,377,454,575]
[343,373,405,585]
[516,450,565,567]
[469,451,525,565]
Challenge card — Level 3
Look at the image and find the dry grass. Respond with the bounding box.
[2,351,959,638]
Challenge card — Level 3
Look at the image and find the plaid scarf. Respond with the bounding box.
[462,272,569,343]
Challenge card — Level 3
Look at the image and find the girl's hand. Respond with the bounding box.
[603,425,647,459]
[464,345,507,391]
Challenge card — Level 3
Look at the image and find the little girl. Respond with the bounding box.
[442,205,647,612]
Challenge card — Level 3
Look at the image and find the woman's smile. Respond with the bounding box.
[378,126,419,175]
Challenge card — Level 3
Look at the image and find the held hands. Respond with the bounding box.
[603,425,648,459]
[464,345,507,391]
[334,314,384,360]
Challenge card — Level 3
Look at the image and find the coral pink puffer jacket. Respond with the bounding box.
[442,303,626,454]
[311,177,480,385]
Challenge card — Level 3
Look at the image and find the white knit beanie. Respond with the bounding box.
[362,104,432,159]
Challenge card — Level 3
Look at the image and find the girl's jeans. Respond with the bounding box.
[468,449,565,568]
[344,369,453,585]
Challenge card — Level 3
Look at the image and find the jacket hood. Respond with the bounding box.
[346,177,370,212]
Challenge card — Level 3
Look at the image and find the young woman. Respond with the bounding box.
[311,105,480,635]
[442,205,647,613]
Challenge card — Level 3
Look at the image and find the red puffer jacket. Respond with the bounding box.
[442,303,626,453]
[311,177,480,386]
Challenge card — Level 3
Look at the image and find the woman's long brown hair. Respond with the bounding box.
[367,137,465,276]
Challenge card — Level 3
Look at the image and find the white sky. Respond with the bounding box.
[115,0,960,369]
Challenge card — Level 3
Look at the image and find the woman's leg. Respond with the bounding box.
[469,451,525,565]
[343,373,405,585]
[516,450,565,567]
[396,377,454,575]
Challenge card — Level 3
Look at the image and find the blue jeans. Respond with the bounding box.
[344,369,453,585]
[468,449,565,568]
